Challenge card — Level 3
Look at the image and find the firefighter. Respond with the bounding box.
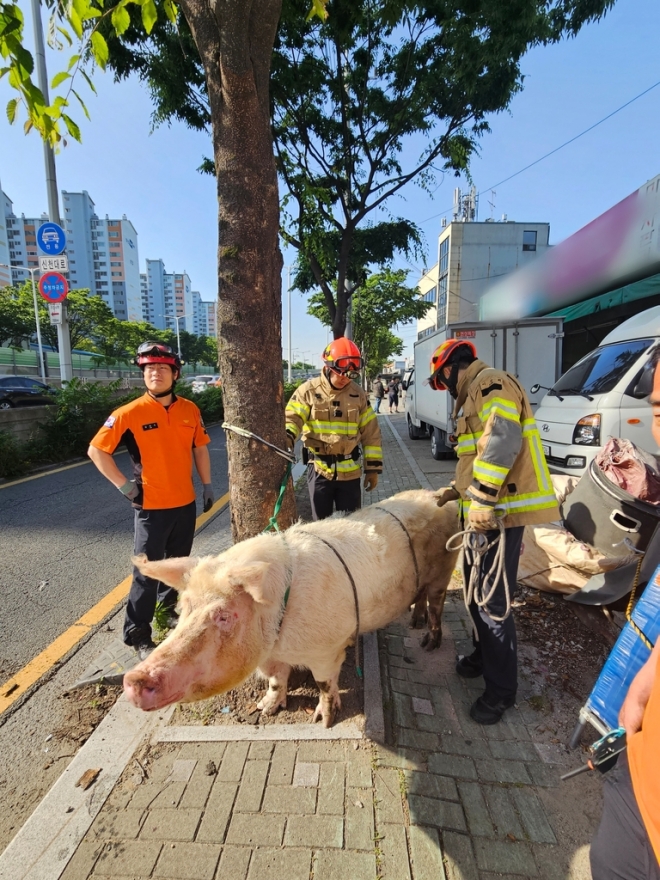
[431,339,559,724]
[88,342,214,659]
[285,337,383,520]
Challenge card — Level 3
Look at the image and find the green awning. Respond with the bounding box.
[544,273,660,322]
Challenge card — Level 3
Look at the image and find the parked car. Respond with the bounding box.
[0,376,57,409]
[191,375,220,392]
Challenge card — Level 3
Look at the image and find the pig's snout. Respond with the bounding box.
[124,668,162,711]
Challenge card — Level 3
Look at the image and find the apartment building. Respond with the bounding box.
[198,300,217,338]
[0,182,11,287]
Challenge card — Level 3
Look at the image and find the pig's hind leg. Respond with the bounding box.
[256,660,291,715]
[310,654,344,728]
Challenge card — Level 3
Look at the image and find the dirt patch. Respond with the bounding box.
[172,660,365,728]
[51,683,124,751]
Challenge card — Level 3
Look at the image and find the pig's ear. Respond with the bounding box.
[227,562,276,605]
[132,555,198,590]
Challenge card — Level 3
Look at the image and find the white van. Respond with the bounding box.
[533,305,660,476]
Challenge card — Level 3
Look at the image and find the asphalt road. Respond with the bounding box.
[0,423,228,687]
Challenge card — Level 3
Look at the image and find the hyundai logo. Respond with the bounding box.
[542,424,550,432]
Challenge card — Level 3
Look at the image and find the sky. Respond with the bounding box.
[1,0,659,367]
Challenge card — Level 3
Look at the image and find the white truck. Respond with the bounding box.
[532,306,660,476]
[403,317,564,459]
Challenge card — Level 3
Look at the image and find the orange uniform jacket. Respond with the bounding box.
[90,393,210,510]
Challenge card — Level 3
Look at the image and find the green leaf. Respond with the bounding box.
[111,5,130,35]
[57,26,73,47]
[71,87,90,120]
[80,68,97,95]
[67,53,80,71]
[6,97,17,123]
[90,30,108,69]
[62,113,82,142]
[306,0,328,22]
[50,70,71,88]
[162,0,177,24]
[23,117,32,134]
[140,0,157,34]
[68,7,83,38]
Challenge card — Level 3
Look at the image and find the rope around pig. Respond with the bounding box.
[446,522,512,626]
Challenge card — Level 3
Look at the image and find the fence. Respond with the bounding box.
[0,347,197,383]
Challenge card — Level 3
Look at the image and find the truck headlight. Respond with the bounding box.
[572,414,601,446]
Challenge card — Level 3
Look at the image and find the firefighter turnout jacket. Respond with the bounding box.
[452,360,559,528]
[285,371,383,481]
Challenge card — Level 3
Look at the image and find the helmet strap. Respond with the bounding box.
[446,362,461,399]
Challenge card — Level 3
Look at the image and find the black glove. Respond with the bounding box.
[118,480,139,501]
[203,484,214,513]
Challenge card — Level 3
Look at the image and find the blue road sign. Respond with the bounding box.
[37,222,67,256]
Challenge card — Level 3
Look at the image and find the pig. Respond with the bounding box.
[123,489,459,727]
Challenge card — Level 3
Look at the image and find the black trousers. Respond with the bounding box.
[591,752,660,880]
[123,501,197,644]
[463,525,523,702]
[307,464,361,521]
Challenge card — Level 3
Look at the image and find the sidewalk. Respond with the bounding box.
[0,413,601,880]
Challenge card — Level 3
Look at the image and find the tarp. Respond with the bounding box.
[544,272,660,323]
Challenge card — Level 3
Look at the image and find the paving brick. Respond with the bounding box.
[428,752,477,779]
[408,824,446,880]
[389,665,409,681]
[293,761,319,787]
[60,841,104,880]
[488,738,539,762]
[346,787,375,850]
[217,742,249,783]
[439,735,486,759]
[405,769,458,801]
[313,850,377,880]
[179,763,215,810]
[380,823,411,880]
[415,711,447,734]
[234,759,269,812]
[526,762,560,787]
[442,831,479,880]
[409,794,466,832]
[318,761,345,815]
[483,786,524,840]
[154,842,221,879]
[225,813,285,846]
[248,741,274,761]
[386,636,405,656]
[511,789,557,844]
[475,758,532,785]
[412,696,434,715]
[347,744,373,788]
[144,748,182,783]
[296,741,347,762]
[215,845,252,880]
[285,814,343,848]
[390,677,432,698]
[167,759,197,783]
[397,726,440,751]
[89,809,145,840]
[261,782,317,814]
[269,741,297,784]
[473,838,538,875]
[393,691,415,729]
[129,781,187,810]
[457,781,495,837]
[195,784,237,844]
[175,742,226,763]
[94,840,162,876]
[375,768,405,824]
[244,848,312,880]
[531,844,572,880]
[427,686,463,733]
[140,808,202,842]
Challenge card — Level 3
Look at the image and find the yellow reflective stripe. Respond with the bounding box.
[287,423,301,440]
[363,446,382,457]
[359,408,376,428]
[473,460,508,486]
[457,434,477,452]
[307,421,359,434]
[286,400,310,418]
[479,397,519,422]
[313,460,361,478]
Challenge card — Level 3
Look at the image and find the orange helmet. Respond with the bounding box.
[322,337,363,378]
[428,339,477,391]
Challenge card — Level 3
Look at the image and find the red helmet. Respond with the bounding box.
[134,342,182,372]
[428,339,476,391]
[322,337,363,378]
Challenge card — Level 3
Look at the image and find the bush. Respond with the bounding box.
[176,385,224,424]
[0,430,29,479]
[284,380,304,402]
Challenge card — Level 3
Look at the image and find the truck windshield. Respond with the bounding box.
[552,339,653,397]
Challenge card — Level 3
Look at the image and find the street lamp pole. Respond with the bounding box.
[1,264,46,381]
[161,314,190,359]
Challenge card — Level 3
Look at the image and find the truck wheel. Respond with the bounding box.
[431,427,451,460]
[407,415,423,440]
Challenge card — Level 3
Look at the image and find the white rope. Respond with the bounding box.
[221,422,296,463]
[446,521,512,627]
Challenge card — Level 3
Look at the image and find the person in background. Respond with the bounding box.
[387,378,399,413]
[88,342,214,660]
[373,377,385,413]
[285,337,382,520]
[431,338,558,724]
[590,348,660,880]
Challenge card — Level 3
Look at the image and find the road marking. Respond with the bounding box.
[0,457,92,489]
[0,491,230,716]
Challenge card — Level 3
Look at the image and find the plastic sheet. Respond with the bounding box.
[585,565,660,730]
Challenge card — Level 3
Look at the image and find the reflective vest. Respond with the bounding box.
[453,360,559,527]
[285,372,383,481]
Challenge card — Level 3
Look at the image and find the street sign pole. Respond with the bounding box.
[30,270,47,382]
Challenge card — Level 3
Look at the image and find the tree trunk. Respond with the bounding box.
[182,0,296,540]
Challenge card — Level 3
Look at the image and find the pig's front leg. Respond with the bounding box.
[310,666,342,728]
[256,660,291,715]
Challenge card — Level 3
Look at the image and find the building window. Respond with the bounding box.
[522,230,537,252]
[110,261,121,267]
[108,231,120,238]
[439,237,449,273]
[111,271,122,277]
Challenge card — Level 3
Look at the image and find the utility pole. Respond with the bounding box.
[162,314,190,359]
[31,0,72,381]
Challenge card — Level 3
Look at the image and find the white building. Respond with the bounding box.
[0,181,11,287]
[198,300,217,338]
[417,217,551,339]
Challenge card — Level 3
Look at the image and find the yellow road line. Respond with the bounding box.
[0,458,92,489]
[0,490,230,716]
